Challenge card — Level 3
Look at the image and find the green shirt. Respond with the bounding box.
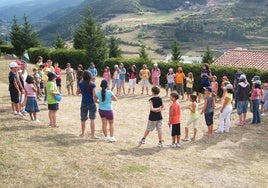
[46,81,57,104]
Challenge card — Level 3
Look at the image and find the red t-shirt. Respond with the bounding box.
[169,101,181,124]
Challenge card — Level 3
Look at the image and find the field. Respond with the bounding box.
[0,57,268,187]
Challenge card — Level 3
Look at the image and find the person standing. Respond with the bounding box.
[88,62,98,83]
[165,68,175,97]
[119,63,126,95]
[198,63,212,103]
[251,80,262,124]
[65,63,75,96]
[127,64,137,95]
[54,62,62,94]
[175,67,185,100]
[139,64,151,95]
[151,63,161,87]
[233,68,244,109]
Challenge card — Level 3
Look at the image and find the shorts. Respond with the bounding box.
[80,103,96,121]
[204,112,214,126]
[99,109,114,120]
[170,123,181,136]
[185,116,199,128]
[146,120,162,131]
[48,103,59,111]
[199,83,210,94]
[113,79,120,88]
[66,80,74,88]
[141,79,149,87]
[129,78,136,89]
[25,96,40,113]
[166,83,174,91]
[237,100,248,115]
[119,79,125,87]
[9,89,19,104]
[264,101,268,111]
[56,79,61,87]
[186,87,193,95]
[40,82,44,89]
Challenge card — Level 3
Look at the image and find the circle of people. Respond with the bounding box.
[8,56,267,146]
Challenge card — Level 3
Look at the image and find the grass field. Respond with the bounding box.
[0,57,268,187]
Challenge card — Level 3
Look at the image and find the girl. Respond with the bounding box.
[215,84,233,133]
[111,65,120,95]
[182,94,199,141]
[95,80,117,142]
[166,68,175,97]
[76,64,84,87]
[103,66,111,86]
[198,63,212,103]
[174,67,185,100]
[127,64,137,95]
[251,80,261,124]
[32,68,41,100]
[77,71,98,138]
[46,72,60,128]
[25,75,40,122]
[54,62,62,94]
[151,64,161,86]
[211,75,218,98]
[65,63,75,96]
[186,72,194,100]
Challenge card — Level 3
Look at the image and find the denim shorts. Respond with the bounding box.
[80,103,96,121]
[48,103,59,111]
[204,112,214,126]
[237,100,248,115]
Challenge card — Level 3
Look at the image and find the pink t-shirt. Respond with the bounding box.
[251,88,261,100]
[151,69,161,78]
[25,83,36,97]
[103,71,111,81]
[211,81,218,93]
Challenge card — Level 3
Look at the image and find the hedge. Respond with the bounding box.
[0,45,15,55]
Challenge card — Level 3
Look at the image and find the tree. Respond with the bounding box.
[171,39,181,61]
[10,15,39,57]
[54,33,66,49]
[0,35,4,45]
[139,45,149,60]
[202,46,214,64]
[109,36,121,58]
[73,8,107,65]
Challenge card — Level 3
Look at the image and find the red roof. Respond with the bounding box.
[213,49,268,71]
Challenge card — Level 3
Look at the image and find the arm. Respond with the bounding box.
[188,102,196,113]
[200,98,207,114]
[112,94,117,101]
[220,96,230,113]
[76,85,81,95]
[149,101,161,112]
[168,105,173,125]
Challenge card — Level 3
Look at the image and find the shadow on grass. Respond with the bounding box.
[108,146,167,157]
[0,124,47,132]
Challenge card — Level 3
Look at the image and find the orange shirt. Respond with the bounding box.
[169,101,181,124]
[175,72,185,84]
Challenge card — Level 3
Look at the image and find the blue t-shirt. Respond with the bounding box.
[88,68,98,77]
[119,68,126,80]
[96,90,114,110]
[201,69,211,85]
[79,82,96,104]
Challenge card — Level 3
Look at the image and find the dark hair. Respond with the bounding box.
[227,88,233,94]
[78,64,83,70]
[170,92,179,100]
[190,94,197,102]
[33,68,37,72]
[36,56,42,61]
[151,86,160,95]
[100,80,108,102]
[254,84,261,89]
[203,63,210,70]
[26,75,34,84]
[82,71,92,91]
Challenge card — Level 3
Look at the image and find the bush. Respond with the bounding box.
[28,48,50,64]
[0,45,15,55]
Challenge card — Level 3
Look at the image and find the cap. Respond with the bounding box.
[239,74,246,80]
[9,62,18,68]
[226,84,233,90]
[251,75,260,82]
[114,64,118,68]
[168,68,173,71]
[154,63,158,67]
[47,72,56,79]
[253,80,261,85]
[203,86,212,92]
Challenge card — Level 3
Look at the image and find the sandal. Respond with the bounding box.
[182,138,191,142]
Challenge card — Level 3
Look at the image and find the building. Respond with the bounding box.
[213,49,268,71]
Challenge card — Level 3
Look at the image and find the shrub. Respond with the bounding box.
[28,47,50,63]
[0,45,15,55]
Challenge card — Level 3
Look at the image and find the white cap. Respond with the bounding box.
[114,64,118,68]
[253,80,261,85]
[239,74,246,80]
[154,63,158,67]
[9,62,18,68]
[168,68,173,71]
[226,84,233,90]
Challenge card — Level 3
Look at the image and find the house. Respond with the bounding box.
[213,49,268,71]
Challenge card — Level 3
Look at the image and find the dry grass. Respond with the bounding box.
[0,57,268,187]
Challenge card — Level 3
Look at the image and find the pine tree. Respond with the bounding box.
[0,35,4,45]
[202,46,214,64]
[109,36,121,58]
[54,33,66,49]
[73,8,107,65]
[10,16,24,57]
[171,39,181,61]
[139,45,149,60]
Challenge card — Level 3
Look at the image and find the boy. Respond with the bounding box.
[168,92,181,148]
[139,86,164,147]
[200,86,215,136]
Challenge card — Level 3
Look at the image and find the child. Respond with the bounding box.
[32,68,41,100]
[94,80,117,142]
[186,72,194,100]
[165,68,175,97]
[151,63,161,87]
[168,92,181,148]
[46,72,60,128]
[127,64,137,95]
[211,75,218,99]
[24,75,40,122]
[139,86,164,148]
[139,64,151,95]
[262,83,268,116]
[251,80,261,124]
[174,67,185,100]
[200,86,215,136]
[77,71,98,138]
[65,63,75,96]
[119,63,126,95]
[111,65,120,95]
[54,62,62,94]
[215,84,233,133]
[88,62,98,83]
[76,64,84,86]
[103,66,111,86]
[38,64,45,96]
[182,94,199,141]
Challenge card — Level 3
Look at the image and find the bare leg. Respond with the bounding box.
[90,119,97,138]
[80,121,86,136]
[101,117,108,137]
[192,128,197,141]
[184,127,189,139]
[108,119,114,137]
[157,130,162,142]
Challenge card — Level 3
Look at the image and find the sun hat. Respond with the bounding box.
[9,62,19,68]
[226,84,233,90]
[203,86,212,92]
[264,83,268,87]
[114,64,118,68]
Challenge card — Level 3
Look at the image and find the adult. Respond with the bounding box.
[77,71,98,138]
[198,63,212,103]
[236,74,250,126]
[151,63,161,87]
[139,64,151,95]
[174,67,185,100]
[233,68,244,109]
[119,63,126,95]
[127,64,137,95]
[65,63,75,96]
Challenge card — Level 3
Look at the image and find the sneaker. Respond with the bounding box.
[17,112,25,118]
[43,102,47,105]
[168,143,176,148]
[176,143,181,148]
[236,122,244,126]
[140,138,146,144]
[109,137,117,143]
[215,129,223,133]
[34,119,40,123]
[104,137,110,141]
[157,142,163,148]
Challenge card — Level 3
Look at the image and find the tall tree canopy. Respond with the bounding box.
[54,33,66,49]
[139,45,149,60]
[73,8,107,65]
[109,36,121,58]
[171,39,181,62]
[202,46,214,64]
